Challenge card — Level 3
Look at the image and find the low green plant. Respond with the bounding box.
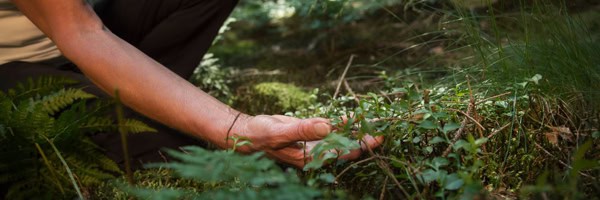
[287,71,598,198]
[520,140,600,199]
[0,76,155,199]
[121,146,331,200]
[190,53,236,105]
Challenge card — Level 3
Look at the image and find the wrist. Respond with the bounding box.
[222,112,259,153]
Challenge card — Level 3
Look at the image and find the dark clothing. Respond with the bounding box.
[0,0,238,170]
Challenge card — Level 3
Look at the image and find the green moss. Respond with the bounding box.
[236,82,316,115]
[92,168,212,200]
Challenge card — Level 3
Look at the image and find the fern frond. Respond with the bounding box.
[78,117,156,134]
[121,119,157,133]
[8,76,79,102]
[78,116,115,133]
[1,75,158,199]
[40,88,95,115]
[9,101,54,141]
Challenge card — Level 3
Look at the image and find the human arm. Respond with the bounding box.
[11,0,382,167]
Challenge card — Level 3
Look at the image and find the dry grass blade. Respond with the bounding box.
[333,55,356,99]
[476,92,512,105]
[446,108,486,131]
[487,123,511,139]
[343,79,361,104]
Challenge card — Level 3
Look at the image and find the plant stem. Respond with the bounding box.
[115,90,134,185]
[44,136,85,200]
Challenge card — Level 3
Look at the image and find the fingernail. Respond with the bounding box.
[314,123,331,137]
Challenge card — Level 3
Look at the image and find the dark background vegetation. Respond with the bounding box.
[2,0,599,199]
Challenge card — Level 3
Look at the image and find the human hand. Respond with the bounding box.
[230,114,383,168]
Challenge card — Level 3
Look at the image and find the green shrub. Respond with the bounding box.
[120,146,327,200]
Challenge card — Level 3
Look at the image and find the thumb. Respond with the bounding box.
[280,118,331,142]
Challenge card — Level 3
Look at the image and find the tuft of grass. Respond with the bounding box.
[454,1,600,111]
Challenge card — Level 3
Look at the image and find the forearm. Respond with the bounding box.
[56,27,241,149]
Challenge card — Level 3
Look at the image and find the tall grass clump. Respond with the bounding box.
[456,1,600,111]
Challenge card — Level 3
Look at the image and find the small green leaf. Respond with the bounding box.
[418,169,438,184]
[474,138,488,146]
[432,157,449,168]
[360,119,375,134]
[425,146,433,153]
[444,173,464,190]
[517,82,528,88]
[418,120,438,130]
[453,140,470,151]
[412,136,421,143]
[592,131,599,139]
[317,173,335,183]
[392,88,408,93]
[442,122,461,134]
[429,136,446,144]
[529,74,542,85]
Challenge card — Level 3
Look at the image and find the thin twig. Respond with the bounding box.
[443,77,475,157]
[343,79,361,104]
[335,156,377,181]
[533,142,596,180]
[333,55,356,99]
[487,123,512,139]
[379,90,393,104]
[476,92,512,105]
[358,91,406,98]
[446,108,486,131]
[379,176,389,200]
[362,139,411,198]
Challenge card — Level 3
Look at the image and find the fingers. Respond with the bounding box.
[334,113,355,131]
[339,134,384,160]
[266,135,384,169]
[271,115,299,123]
[279,117,331,142]
[264,147,309,168]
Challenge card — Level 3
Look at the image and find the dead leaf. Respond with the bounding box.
[545,132,559,146]
[551,126,573,142]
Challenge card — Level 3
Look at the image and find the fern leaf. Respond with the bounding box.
[40,88,95,115]
[121,119,157,133]
[8,101,54,141]
[78,116,115,133]
[8,76,79,102]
